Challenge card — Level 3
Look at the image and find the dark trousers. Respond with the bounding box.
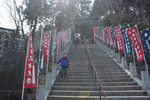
[60,66,67,78]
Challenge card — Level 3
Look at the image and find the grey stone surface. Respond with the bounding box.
[141,71,150,91]
[111,50,115,58]
[36,85,44,100]
[116,53,121,63]
[129,62,137,78]
[108,47,111,55]
[45,72,52,90]
[121,57,128,69]
[52,65,57,79]
[48,42,150,100]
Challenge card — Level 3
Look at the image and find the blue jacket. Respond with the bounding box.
[57,57,69,67]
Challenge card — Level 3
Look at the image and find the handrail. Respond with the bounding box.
[84,42,107,100]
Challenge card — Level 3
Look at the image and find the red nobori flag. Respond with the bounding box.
[99,29,102,41]
[43,33,51,63]
[96,27,99,38]
[106,28,114,46]
[102,29,107,43]
[64,31,67,46]
[127,27,144,62]
[114,27,124,51]
[24,34,37,88]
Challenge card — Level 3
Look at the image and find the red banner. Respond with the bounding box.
[114,27,124,51]
[102,29,107,43]
[127,27,144,62]
[43,33,51,63]
[24,34,37,88]
[106,28,114,46]
[96,27,99,38]
[99,30,102,41]
[61,31,64,50]
[98,28,102,41]
[64,31,67,46]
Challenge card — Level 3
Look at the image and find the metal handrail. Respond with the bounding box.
[84,42,107,100]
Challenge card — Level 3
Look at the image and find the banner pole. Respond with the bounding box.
[46,32,51,74]
[135,24,148,71]
[46,57,49,74]
[21,33,30,100]
[37,28,43,86]
[131,45,136,64]
[120,25,127,58]
[21,83,25,100]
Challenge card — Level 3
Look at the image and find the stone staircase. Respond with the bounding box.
[48,44,150,100]
[86,43,150,100]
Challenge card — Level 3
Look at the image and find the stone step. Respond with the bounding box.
[98,72,127,75]
[57,75,130,79]
[54,82,137,86]
[48,95,150,100]
[100,78,133,82]
[50,90,147,96]
[69,65,120,69]
[69,66,120,69]
[52,86,141,91]
[67,70,125,73]
[94,64,119,66]
[55,79,93,82]
[95,67,122,70]
[66,72,91,74]
[95,66,120,68]
[67,69,123,73]
[69,66,89,68]
[96,70,124,72]
[59,72,126,76]
[67,68,89,70]
[67,70,91,73]
[95,68,122,71]
[55,78,133,82]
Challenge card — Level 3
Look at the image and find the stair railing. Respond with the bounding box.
[84,42,107,100]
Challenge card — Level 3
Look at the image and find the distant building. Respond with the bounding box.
[0,27,15,57]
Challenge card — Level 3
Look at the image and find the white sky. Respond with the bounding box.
[0,0,95,30]
[0,1,14,29]
[0,0,23,30]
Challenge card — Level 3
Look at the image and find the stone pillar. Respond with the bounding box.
[141,71,150,91]
[107,46,109,53]
[129,62,137,78]
[108,47,111,55]
[105,45,108,52]
[57,63,60,72]
[111,50,115,58]
[36,85,44,100]
[116,53,121,63]
[45,72,52,90]
[121,57,128,69]
[102,43,105,49]
[103,44,105,51]
[52,65,57,79]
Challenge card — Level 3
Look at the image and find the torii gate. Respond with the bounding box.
[70,16,99,41]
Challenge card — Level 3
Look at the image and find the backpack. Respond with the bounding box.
[62,58,69,68]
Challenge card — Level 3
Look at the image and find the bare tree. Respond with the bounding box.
[3,0,25,38]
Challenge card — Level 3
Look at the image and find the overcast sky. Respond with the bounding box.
[0,0,23,30]
[0,0,94,30]
[0,0,14,29]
